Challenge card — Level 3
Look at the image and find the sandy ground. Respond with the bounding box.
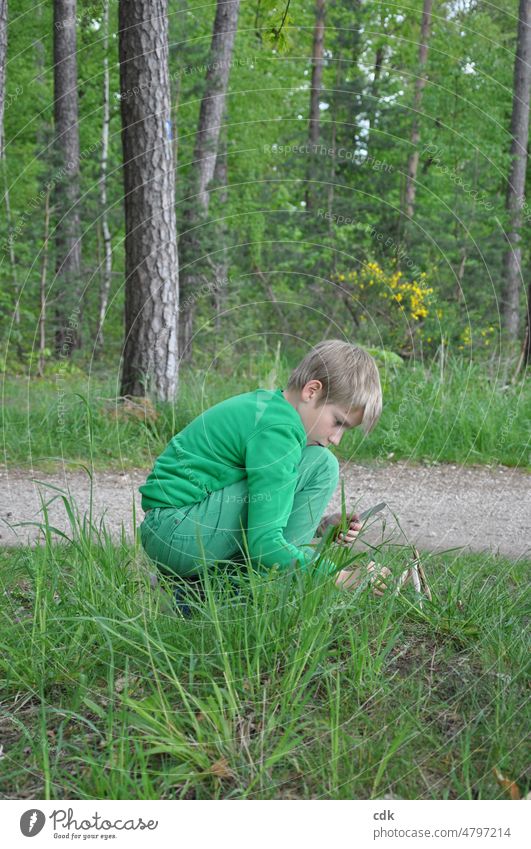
[0,461,529,560]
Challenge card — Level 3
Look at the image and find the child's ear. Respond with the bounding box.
[303,379,323,401]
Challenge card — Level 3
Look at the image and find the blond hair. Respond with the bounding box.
[286,340,383,433]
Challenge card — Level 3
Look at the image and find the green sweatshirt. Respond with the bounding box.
[139,388,336,574]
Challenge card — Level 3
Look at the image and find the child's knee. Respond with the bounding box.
[320,449,340,492]
[302,445,339,492]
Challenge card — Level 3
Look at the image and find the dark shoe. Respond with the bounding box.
[173,585,193,618]
[172,574,204,618]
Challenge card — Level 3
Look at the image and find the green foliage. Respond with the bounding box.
[0,0,529,404]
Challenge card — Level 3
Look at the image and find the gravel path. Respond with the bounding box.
[0,461,529,560]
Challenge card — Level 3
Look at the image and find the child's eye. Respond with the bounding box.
[335,420,343,427]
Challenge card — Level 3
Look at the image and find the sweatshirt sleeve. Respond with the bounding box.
[244,424,337,575]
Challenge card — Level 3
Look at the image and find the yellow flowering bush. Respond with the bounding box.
[334,260,435,350]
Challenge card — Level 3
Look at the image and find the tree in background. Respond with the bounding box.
[403,0,432,223]
[95,0,112,349]
[118,0,179,401]
[501,0,531,343]
[210,117,229,331]
[178,0,241,363]
[53,0,82,354]
[305,0,325,211]
[0,0,7,157]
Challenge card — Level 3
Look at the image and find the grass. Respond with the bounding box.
[1,355,529,471]
[0,498,529,800]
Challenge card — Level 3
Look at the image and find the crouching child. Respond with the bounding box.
[139,339,383,607]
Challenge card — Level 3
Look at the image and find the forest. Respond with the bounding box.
[1,0,530,392]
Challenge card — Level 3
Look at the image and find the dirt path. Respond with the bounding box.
[0,461,529,560]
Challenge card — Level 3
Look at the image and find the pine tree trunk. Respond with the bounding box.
[178,0,241,362]
[119,0,179,402]
[96,0,112,349]
[403,0,432,221]
[305,0,326,211]
[0,0,7,159]
[501,0,531,341]
[53,0,82,355]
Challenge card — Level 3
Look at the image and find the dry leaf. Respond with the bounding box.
[492,767,521,799]
[209,757,234,779]
[108,396,158,423]
[115,675,139,694]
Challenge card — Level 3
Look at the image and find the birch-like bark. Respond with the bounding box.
[96,0,112,348]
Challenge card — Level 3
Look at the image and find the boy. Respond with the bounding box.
[139,339,384,594]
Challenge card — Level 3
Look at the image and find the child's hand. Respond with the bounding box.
[334,565,364,590]
[323,511,362,546]
[335,561,391,596]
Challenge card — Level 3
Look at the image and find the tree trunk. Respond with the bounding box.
[119,0,179,401]
[0,1,16,330]
[0,0,19,338]
[366,44,384,157]
[38,189,52,378]
[0,0,21,340]
[501,0,531,341]
[34,6,50,151]
[178,0,241,362]
[0,0,7,159]
[96,0,112,349]
[2,162,19,328]
[523,277,531,366]
[211,123,229,332]
[53,0,82,355]
[326,51,342,277]
[403,0,432,221]
[305,0,326,211]
[30,5,54,361]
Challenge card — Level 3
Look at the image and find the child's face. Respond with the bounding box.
[299,381,364,447]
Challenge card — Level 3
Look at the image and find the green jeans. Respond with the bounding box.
[139,445,339,578]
